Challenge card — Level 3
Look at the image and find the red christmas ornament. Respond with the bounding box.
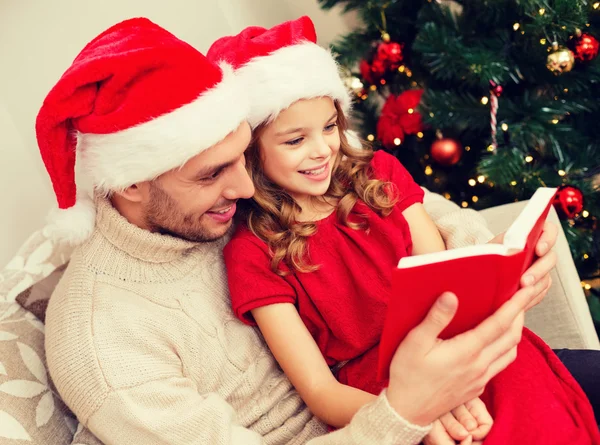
[553,185,584,219]
[489,80,503,97]
[360,58,387,84]
[569,33,599,62]
[430,138,463,166]
[376,41,404,71]
[360,39,404,85]
[376,90,424,149]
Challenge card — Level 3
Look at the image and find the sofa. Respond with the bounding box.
[0,201,598,444]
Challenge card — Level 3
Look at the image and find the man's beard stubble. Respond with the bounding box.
[145,182,229,243]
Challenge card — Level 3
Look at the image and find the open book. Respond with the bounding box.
[378,187,557,380]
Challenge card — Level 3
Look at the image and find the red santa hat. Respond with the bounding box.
[207,16,352,129]
[36,17,248,244]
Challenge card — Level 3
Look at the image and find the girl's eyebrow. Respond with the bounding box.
[274,112,338,137]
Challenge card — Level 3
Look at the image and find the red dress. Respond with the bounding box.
[224,151,600,443]
[225,151,422,394]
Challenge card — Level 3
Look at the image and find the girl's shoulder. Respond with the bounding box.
[370,150,415,185]
[369,150,424,208]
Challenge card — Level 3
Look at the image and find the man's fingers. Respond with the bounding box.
[480,309,524,365]
[535,222,558,257]
[521,250,556,287]
[405,293,458,353]
[423,420,457,445]
[525,275,552,311]
[483,344,519,382]
[456,286,532,351]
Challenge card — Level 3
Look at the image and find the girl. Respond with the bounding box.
[215,17,600,445]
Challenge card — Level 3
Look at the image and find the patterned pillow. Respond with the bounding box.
[0,301,76,443]
[1,229,104,445]
[0,229,72,305]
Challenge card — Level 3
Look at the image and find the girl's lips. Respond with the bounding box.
[206,203,236,223]
[299,163,330,181]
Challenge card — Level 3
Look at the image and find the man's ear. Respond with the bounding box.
[114,182,149,204]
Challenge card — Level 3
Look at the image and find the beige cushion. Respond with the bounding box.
[480,201,600,350]
[0,300,76,443]
[0,231,101,445]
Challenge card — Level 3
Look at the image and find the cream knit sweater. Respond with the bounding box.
[45,193,493,445]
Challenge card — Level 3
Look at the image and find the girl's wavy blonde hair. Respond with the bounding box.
[241,100,398,275]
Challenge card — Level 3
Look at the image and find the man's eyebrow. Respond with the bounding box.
[274,112,338,137]
[193,161,235,180]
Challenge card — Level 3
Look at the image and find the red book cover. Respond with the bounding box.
[378,188,557,380]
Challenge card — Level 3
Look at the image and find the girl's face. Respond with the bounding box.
[258,97,341,205]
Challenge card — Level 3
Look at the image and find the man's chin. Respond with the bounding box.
[154,221,232,243]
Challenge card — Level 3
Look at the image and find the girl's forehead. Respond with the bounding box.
[269,98,337,129]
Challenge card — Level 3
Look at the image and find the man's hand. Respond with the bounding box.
[488,221,558,310]
[385,285,536,426]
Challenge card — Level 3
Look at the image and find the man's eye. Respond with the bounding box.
[201,169,223,181]
[285,137,303,146]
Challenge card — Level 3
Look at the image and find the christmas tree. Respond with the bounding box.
[318,0,600,326]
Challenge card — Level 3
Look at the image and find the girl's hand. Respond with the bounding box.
[424,420,481,445]
[439,397,493,442]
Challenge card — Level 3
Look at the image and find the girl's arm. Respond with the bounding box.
[251,303,377,428]
[403,203,446,255]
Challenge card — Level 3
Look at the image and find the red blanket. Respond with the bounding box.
[479,328,600,444]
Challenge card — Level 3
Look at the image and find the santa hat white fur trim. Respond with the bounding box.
[78,63,249,193]
[236,42,353,129]
[43,193,96,245]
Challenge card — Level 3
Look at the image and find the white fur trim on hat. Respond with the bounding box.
[43,193,96,245]
[78,64,249,193]
[237,42,352,129]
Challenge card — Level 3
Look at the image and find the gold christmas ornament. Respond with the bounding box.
[381,31,391,43]
[546,42,575,74]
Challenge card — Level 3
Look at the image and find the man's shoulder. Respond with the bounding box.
[46,256,189,420]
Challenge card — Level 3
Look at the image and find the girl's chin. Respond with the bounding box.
[291,183,331,200]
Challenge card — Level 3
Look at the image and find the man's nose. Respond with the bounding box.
[223,161,255,200]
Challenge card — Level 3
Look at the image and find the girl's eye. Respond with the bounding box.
[324,123,338,132]
[285,137,304,146]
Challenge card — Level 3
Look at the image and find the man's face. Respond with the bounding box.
[141,122,254,242]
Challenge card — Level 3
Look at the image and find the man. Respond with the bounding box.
[42,18,557,445]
